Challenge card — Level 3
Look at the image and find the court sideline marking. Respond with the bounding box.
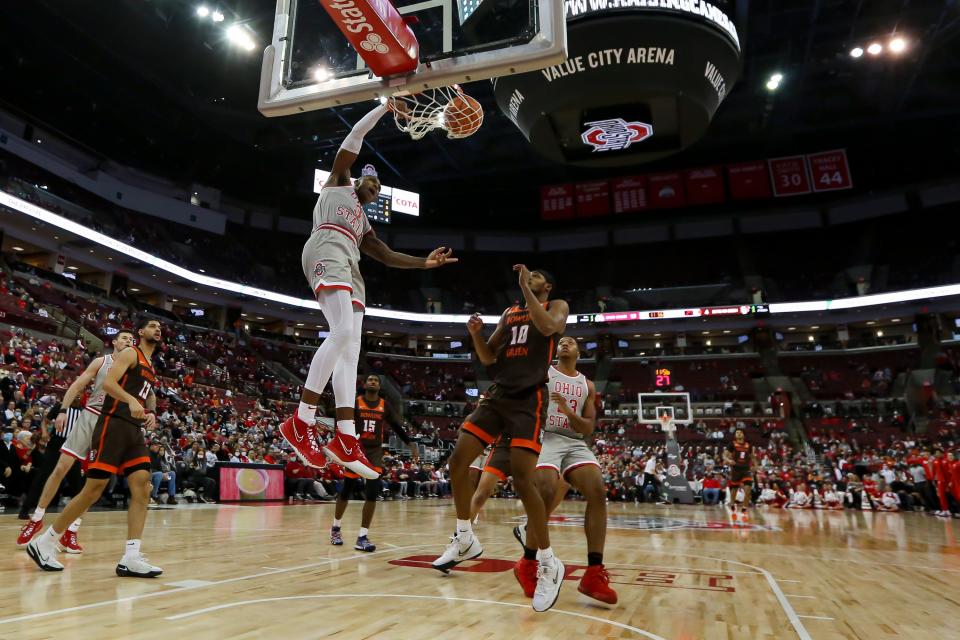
[165,593,668,640]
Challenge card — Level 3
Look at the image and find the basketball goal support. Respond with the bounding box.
[639,392,694,505]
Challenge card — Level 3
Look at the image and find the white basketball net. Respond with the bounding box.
[659,412,677,438]
[388,85,483,141]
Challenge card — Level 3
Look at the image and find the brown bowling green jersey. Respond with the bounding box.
[356,395,389,450]
[728,441,754,471]
[102,345,156,426]
[488,302,558,395]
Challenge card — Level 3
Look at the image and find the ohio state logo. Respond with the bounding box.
[314,262,326,278]
[360,33,389,54]
[581,118,653,152]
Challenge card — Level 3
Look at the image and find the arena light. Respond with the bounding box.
[867,42,883,55]
[314,66,330,82]
[196,5,210,18]
[227,24,257,52]
[211,10,225,23]
[888,37,907,54]
[765,73,783,92]
[850,47,864,58]
[12,246,24,251]
[5,189,960,326]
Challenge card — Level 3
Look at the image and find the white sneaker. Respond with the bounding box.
[532,557,564,612]
[26,536,63,572]
[432,533,482,573]
[116,553,163,578]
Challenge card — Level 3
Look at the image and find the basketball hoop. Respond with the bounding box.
[659,412,677,439]
[388,85,484,140]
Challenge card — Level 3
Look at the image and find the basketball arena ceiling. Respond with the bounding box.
[1,0,958,221]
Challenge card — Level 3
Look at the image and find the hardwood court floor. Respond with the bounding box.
[1,499,958,640]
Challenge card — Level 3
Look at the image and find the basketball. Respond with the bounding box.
[443,93,483,138]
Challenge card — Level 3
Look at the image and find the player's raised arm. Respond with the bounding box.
[360,230,458,269]
[467,310,507,367]
[55,356,104,429]
[515,265,568,336]
[327,104,391,187]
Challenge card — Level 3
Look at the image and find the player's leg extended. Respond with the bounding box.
[566,463,617,605]
[331,309,365,435]
[566,465,607,558]
[27,474,109,571]
[469,470,501,521]
[125,468,152,541]
[354,478,380,552]
[18,454,79,547]
[331,477,357,545]
[37,454,77,514]
[511,447,550,550]
[451,432,487,520]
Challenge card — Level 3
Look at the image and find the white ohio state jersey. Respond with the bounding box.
[84,353,115,414]
[545,366,588,439]
[311,184,371,254]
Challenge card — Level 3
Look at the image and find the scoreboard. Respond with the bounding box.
[654,367,672,388]
[577,304,769,324]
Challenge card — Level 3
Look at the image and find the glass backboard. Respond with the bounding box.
[258,0,565,116]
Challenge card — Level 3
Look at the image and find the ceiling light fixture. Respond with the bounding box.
[867,42,883,55]
[850,46,864,58]
[888,37,907,54]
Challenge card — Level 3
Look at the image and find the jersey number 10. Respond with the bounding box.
[510,325,529,345]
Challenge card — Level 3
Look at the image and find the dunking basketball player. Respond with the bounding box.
[724,428,756,523]
[331,374,419,551]
[28,319,162,576]
[433,265,569,613]
[512,336,617,604]
[17,329,138,552]
[280,103,456,479]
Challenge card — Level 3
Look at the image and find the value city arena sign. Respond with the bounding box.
[564,0,740,51]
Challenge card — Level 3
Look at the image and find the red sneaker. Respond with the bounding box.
[58,530,83,554]
[513,558,538,598]
[279,416,328,469]
[323,431,379,479]
[578,564,618,605]
[17,519,43,548]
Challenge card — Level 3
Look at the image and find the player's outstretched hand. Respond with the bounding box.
[466,313,484,335]
[387,98,411,119]
[513,263,531,288]
[425,246,458,269]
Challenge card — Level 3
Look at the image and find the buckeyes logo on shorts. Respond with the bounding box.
[314,261,326,278]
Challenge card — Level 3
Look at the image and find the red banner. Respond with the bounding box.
[684,167,725,205]
[727,161,771,200]
[540,184,575,220]
[575,180,611,217]
[769,156,812,197]
[807,149,852,192]
[611,176,648,213]
[648,172,686,208]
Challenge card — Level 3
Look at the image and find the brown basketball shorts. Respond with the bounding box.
[461,384,546,453]
[88,414,150,475]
